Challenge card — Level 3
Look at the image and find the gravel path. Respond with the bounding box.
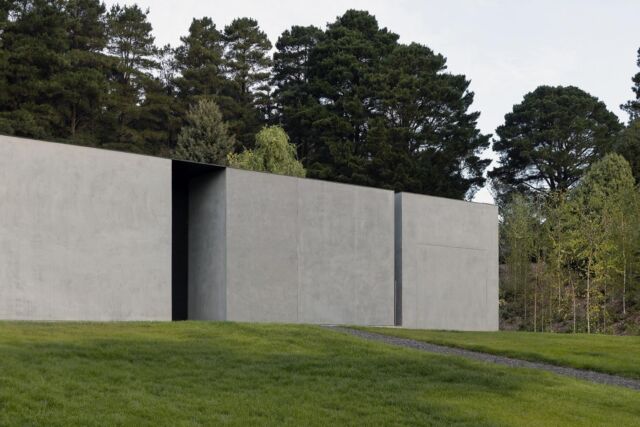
[326,326,640,391]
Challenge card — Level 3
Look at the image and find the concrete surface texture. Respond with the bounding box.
[0,136,499,329]
[190,168,396,325]
[0,136,172,320]
[395,192,499,331]
[188,170,227,321]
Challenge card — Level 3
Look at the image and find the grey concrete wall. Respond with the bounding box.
[190,168,395,325]
[188,170,227,320]
[396,192,499,331]
[0,136,172,320]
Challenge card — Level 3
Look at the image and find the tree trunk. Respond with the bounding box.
[572,282,576,333]
[622,255,627,315]
[586,258,591,334]
[71,104,77,136]
[533,289,537,332]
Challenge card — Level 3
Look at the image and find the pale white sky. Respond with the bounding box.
[105,0,640,203]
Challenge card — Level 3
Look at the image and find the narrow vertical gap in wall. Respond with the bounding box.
[171,161,190,321]
[394,193,402,326]
[172,160,225,321]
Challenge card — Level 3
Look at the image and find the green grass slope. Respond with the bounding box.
[0,322,638,426]
[358,327,640,380]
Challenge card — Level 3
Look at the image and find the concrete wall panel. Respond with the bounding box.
[397,192,498,331]
[297,179,394,325]
[225,169,300,323]
[188,170,227,320]
[0,136,172,320]
[198,169,395,325]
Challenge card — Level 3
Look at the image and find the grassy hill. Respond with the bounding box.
[358,327,640,380]
[0,322,638,426]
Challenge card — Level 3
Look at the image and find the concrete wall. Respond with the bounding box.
[190,168,396,325]
[396,192,499,331]
[0,136,172,320]
[188,170,227,320]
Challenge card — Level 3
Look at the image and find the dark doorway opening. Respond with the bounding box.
[171,160,223,320]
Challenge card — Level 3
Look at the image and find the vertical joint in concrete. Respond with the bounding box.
[394,192,403,326]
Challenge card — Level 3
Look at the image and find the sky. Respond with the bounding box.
[104,0,640,203]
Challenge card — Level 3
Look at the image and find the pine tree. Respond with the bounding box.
[272,25,324,163]
[103,3,163,152]
[174,98,235,165]
[621,47,640,121]
[223,17,272,147]
[174,17,226,100]
[490,86,622,205]
[52,0,110,143]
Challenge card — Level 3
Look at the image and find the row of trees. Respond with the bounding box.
[3,2,640,333]
[497,47,640,334]
[0,1,491,198]
[502,154,639,334]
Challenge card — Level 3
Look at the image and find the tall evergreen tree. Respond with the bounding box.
[174,17,226,100]
[223,17,272,147]
[274,10,489,198]
[490,85,622,205]
[174,98,235,165]
[0,0,69,138]
[303,10,399,183]
[103,3,166,153]
[52,0,109,142]
[271,25,324,162]
[621,47,640,121]
[615,119,640,182]
[368,42,490,198]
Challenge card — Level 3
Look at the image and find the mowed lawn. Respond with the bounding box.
[359,327,640,380]
[1,322,639,426]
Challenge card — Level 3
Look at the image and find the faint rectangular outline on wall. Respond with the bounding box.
[414,243,488,328]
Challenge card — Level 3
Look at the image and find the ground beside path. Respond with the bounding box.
[327,326,640,391]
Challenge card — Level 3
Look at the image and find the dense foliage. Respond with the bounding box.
[228,126,305,177]
[490,86,622,206]
[2,1,640,333]
[501,154,640,334]
[0,2,488,198]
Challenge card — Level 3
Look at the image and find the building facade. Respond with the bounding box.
[0,135,498,330]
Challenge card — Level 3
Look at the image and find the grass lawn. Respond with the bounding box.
[358,327,640,380]
[1,322,639,426]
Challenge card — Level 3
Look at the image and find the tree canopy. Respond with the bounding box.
[490,85,622,205]
[228,126,305,177]
[174,98,235,165]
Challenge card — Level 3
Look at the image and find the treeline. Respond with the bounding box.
[502,154,639,334]
[0,1,490,198]
[3,1,640,333]
[497,53,640,333]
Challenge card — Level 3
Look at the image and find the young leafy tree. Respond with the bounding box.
[502,194,537,330]
[174,98,235,165]
[621,47,640,121]
[490,86,622,205]
[567,154,635,333]
[585,154,638,320]
[228,126,305,177]
[542,191,576,331]
[223,17,272,147]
